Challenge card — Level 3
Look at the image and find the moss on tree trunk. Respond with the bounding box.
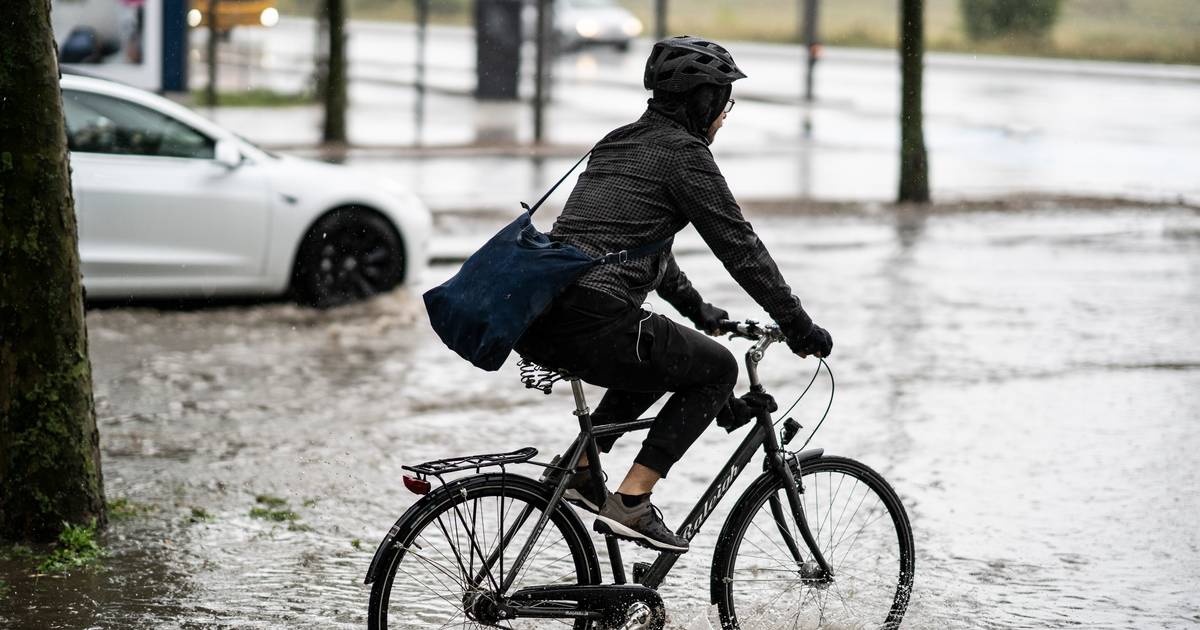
[899,0,931,203]
[0,0,107,542]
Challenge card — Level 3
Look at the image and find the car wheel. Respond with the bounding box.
[292,207,405,308]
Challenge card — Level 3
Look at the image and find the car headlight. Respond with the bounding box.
[575,19,600,39]
[187,8,202,27]
[260,7,279,27]
[622,17,643,37]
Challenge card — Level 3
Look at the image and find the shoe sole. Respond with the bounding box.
[592,514,689,553]
[563,489,601,513]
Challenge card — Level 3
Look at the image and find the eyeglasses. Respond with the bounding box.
[724,98,736,114]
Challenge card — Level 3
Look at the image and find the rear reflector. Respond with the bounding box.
[403,475,431,495]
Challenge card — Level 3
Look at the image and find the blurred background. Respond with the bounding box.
[2,1,1197,628]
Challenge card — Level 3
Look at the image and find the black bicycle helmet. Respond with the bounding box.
[643,35,747,93]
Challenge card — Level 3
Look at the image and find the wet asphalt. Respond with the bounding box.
[3,203,1198,629]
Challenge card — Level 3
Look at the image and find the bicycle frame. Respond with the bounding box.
[496,332,835,600]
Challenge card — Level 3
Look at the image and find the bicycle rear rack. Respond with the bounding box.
[403,447,539,477]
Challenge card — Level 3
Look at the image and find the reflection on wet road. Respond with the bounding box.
[3,205,1198,628]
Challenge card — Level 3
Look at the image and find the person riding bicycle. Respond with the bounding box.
[516,36,833,553]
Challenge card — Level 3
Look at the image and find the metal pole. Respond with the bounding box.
[533,0,549,143]
[801,0,819,102]
[655,0,668,39]
[205,0,219,106]
[414,0,428,145]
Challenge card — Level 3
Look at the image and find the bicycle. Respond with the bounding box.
[364,320,915,629]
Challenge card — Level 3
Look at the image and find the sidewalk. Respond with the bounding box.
[194,17,1200,210]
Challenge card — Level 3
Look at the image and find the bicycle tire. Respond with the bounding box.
[711,456,915,629]
[368,473,601,630]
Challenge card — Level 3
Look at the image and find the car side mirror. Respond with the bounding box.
[215,139,243,169]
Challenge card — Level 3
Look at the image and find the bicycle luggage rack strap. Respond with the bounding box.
[403,447,539,477]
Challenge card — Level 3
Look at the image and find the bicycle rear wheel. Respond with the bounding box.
[368,473,600,630]
[712,456,914,629]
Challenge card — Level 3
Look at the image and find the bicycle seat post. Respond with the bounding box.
[569,378,590,419]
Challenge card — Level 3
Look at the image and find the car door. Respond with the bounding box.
[64,88,270,295]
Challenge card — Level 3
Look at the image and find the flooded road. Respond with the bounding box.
[3,204,1198,629]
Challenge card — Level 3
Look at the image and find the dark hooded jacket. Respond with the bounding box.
[547,91,808,328]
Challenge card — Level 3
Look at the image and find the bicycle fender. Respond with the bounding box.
[363,472,596,585]
[363,496,431,585]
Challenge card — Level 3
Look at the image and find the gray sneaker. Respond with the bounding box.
[563,468,608,513]
[593,494,689,553]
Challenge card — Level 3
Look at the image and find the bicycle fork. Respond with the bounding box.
[746,342,835,582]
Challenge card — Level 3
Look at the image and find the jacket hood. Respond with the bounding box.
[646,83,731,144]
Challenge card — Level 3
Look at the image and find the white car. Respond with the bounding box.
[61,74,431,307]
[525,0,644,51]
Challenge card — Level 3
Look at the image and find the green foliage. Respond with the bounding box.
[107,497,152,521]
[0,543,34,561]
[187,507,213,523]
[249,506,299,521]
[960,0,1062,40]
[250,495,299,522]
[36,519,105,573]
[350,538,362,550]
[190,88,315,108]
[254,494,288,508]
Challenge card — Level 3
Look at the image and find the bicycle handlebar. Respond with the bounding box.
[717,319,785,343]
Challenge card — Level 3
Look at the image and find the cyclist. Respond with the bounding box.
[516,36,832,553]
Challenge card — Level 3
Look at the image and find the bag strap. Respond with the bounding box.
[519,146,671,266]
[595,237,673,266]
[521,150,594,216]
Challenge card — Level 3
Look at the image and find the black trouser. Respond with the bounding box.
[516,286,738,477]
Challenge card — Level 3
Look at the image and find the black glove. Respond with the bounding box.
[779,312,833,358]
[716,391,779,432]
[692,302,729,336]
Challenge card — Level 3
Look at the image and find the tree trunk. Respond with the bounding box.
[206,0,220,106]
[321,0,348,144]
[0,0,106,541]
[898,0,930,203]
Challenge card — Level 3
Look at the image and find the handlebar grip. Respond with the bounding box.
[716,319,742,334]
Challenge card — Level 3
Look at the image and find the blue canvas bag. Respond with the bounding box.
[423,151,669,371]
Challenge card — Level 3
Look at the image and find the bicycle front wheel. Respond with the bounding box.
[712,456,915,629]
[368,473,600,630]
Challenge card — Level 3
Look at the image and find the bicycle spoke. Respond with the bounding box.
[719,460,912,630]
[373,480,592,630]
[405,548,468,593]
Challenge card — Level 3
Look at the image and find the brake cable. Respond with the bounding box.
[774,358,835,452]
